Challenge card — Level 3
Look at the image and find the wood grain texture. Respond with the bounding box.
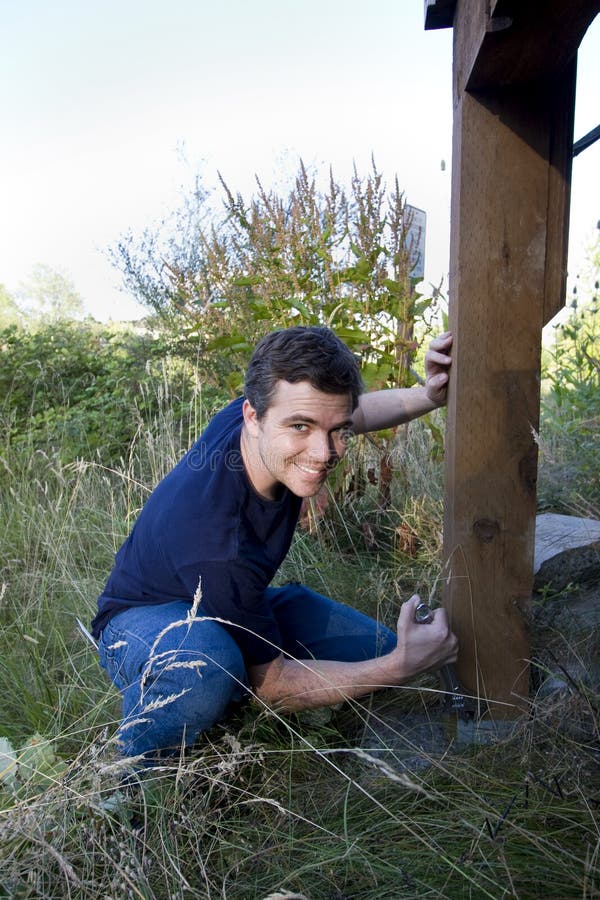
[443,93,554,715]
[441,0,586,719]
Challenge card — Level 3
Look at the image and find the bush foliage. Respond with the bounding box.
[112,160,442,395]
[539,248,600,515]
[0,321,213,466]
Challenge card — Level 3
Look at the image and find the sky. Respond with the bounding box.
[1,1,599,322]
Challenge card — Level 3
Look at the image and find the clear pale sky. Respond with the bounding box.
[2,2,598,321]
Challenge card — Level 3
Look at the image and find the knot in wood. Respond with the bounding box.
[473,518,500,543]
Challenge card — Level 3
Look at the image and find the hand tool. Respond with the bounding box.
[414,599,479,729]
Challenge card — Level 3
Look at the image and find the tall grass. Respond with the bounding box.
[1,386,598,898]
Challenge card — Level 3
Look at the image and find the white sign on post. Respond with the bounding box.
[405,205,426,280]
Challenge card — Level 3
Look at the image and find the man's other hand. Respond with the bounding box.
[391,594,458,680]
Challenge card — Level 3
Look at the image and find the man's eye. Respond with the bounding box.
[291,423,308,432]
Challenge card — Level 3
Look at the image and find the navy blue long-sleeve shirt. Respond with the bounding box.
[92,397,302,664]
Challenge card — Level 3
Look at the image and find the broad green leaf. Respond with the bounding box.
[355,257,373,279]
[232,275,263,287]
[0,736,18,790]
[206,334,253,352]
[382,278,404,295]
[426,416,445,461]
[288,299,313,319]
[247,306,272,320]
[18,733,67,787]
[332,326,371,347]
[410,298,433,318]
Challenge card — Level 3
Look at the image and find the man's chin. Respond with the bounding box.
[293,480,329,499]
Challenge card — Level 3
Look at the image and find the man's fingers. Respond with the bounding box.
[431,606,450,629]
[398,595,450,630]
[429,372,449,387]
[427,333,452,354]
[398,594,422,625]
[427,349,452,366]
[394,595,459,679]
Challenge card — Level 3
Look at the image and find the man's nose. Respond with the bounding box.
[307,432,334,463]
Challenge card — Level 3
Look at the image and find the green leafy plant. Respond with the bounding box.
[538,243,600,515]
[0,734,67,795]
[112,160,442,395]
[0,320,211,466]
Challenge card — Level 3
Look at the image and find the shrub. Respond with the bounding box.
[538,276,600,515]
[0,321,214,466]
[112,160,442,395]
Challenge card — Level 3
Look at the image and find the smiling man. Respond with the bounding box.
[240,383,353,499]
[92,326,457,761]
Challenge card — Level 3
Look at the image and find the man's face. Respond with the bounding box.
[241,380,354,500]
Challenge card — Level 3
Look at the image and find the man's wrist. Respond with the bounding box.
[412,384,440,414]
[423,382,447,410]
[375,646,408,686]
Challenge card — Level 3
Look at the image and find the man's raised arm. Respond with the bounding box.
[350,332,452,436]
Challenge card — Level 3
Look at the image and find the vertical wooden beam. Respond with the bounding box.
[442,35,577,715]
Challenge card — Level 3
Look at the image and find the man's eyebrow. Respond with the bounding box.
[280,414,354,429]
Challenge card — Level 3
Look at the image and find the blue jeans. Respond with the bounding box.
[98,583,396,760]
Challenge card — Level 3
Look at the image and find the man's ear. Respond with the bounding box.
[242,399,260,436]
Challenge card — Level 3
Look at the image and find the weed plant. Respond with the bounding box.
[1,366,599,898]
[538,294,600,518]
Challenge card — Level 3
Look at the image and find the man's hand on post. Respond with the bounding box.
[424,331,452,407]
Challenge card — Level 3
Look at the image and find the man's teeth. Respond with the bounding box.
[297,463,322,475]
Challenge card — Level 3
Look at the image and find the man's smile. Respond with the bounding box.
[295,461,328,476]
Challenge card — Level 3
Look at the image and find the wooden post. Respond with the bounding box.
[434,0,597,716]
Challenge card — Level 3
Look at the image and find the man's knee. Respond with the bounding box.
[137,621,247,714]
[108,614,248,758]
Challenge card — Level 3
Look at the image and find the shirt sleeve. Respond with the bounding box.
[176,558,283,665]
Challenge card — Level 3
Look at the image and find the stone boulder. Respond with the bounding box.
[534,513,600,593]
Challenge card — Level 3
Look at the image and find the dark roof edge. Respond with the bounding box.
[424,0,457,30]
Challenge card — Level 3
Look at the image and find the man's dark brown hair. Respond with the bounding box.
[244,326,363,418]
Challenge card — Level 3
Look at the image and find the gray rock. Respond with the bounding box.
[534,513,600,591]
